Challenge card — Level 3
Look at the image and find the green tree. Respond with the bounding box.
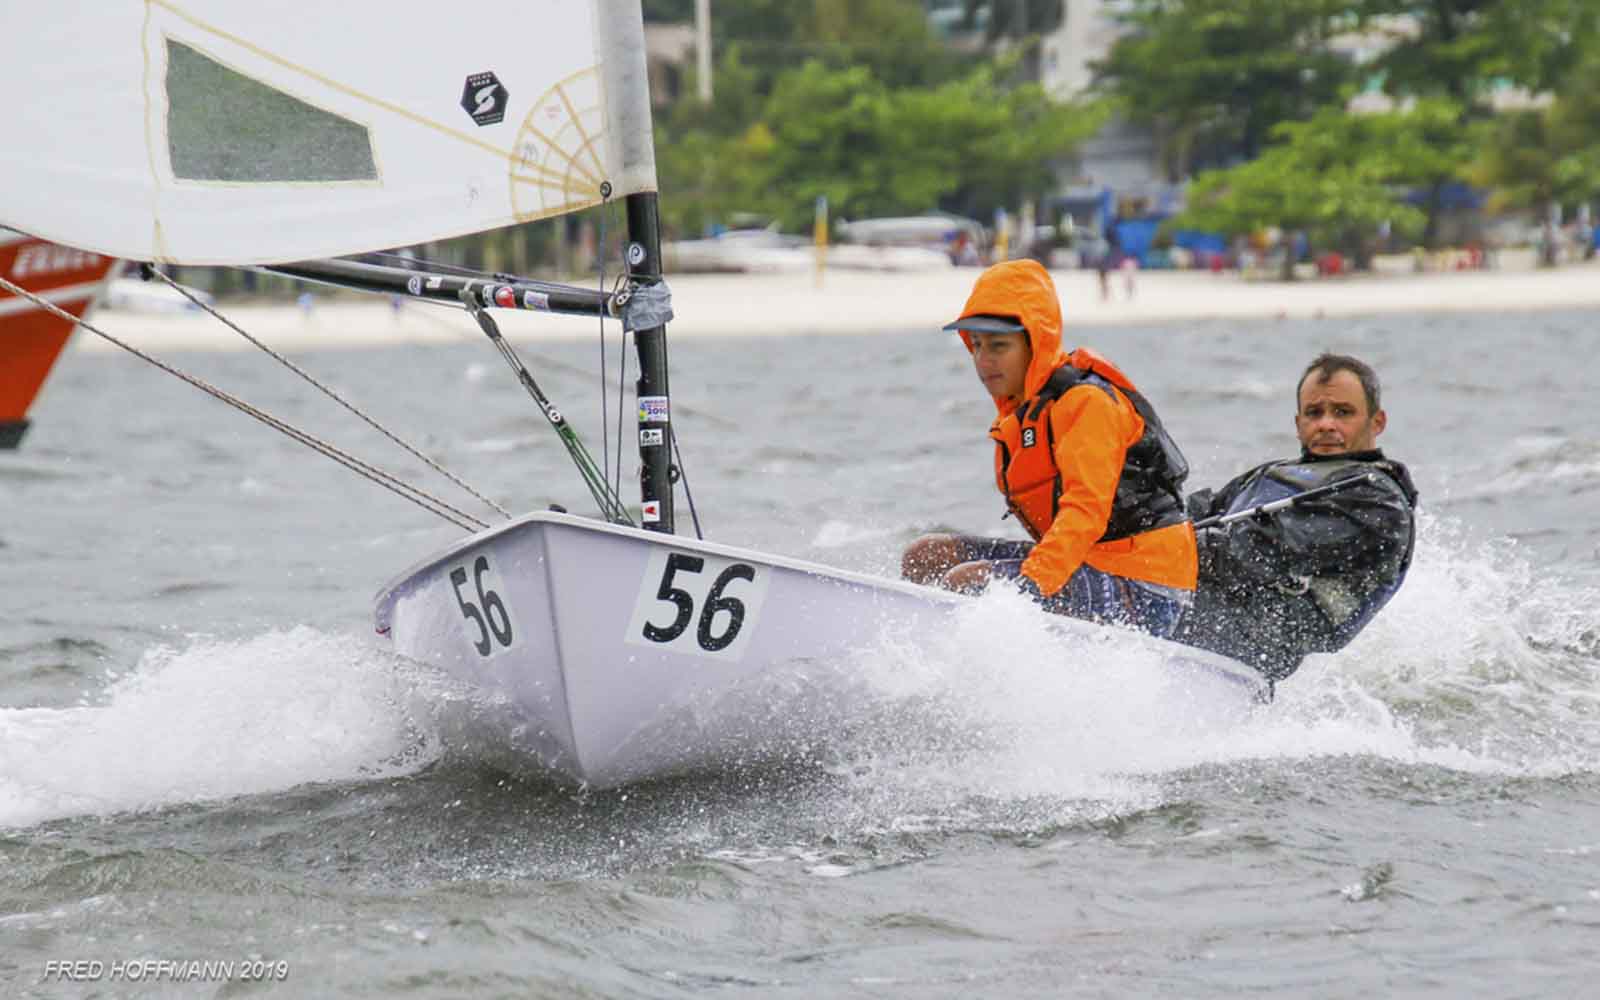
[741,60,1102,230]
[1175,105,1431,277]
[1359,0,1600,245]
[1470,51,1600,263]
[958,0,1066,40]
[1094,0,1359,179]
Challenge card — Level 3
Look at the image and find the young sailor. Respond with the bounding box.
[902,259,1196,637]
[1172,353,1418,680]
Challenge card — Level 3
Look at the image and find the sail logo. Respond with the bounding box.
[10,244,103,280]
[460,72,509,126]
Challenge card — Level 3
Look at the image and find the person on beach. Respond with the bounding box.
[901,259,1197,637]
[1172,353,1417,681]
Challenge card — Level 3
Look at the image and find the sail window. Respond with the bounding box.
[166,40,377,183]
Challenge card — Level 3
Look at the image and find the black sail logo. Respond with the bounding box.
[460,72,509,126]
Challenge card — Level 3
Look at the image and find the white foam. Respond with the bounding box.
[0,627,438,829]
[819,511,1600,820]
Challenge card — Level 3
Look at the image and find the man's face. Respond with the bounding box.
[1296,369,1386,455]
[970,331,1032,402]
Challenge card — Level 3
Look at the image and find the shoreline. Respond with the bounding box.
[72,253,1600,353]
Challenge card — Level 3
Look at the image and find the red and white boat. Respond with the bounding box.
[0,230,120,448]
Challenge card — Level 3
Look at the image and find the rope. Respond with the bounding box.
[147,268,511,520]
[660,325,704,540]
[612,270,631,497]
[0,272,490,533]
[597,196,610,498]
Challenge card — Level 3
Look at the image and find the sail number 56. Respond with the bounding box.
[449,554,515,656]
[627,549,770,661]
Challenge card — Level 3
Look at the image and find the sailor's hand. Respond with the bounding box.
[940,560,993,595]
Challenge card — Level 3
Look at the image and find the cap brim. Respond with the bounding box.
[941,315,1026,335]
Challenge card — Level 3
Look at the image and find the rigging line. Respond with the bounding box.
[597,197,609,495]
[658,321,704,540]
[402,303,735,429]
[614,287,629,499]
[146,268,512,521]
[0,273,489,533]
[609,267,637,494]
[461,293,633,526]
[671,424,704,541]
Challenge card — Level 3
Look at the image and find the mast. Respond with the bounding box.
[626,191,674,534]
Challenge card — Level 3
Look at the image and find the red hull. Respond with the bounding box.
[0,233,120,447]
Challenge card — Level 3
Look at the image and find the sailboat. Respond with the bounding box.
[0,231,121,448]
[0,1,1265,787]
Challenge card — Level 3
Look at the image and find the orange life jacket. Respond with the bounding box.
[990,350,1196,593]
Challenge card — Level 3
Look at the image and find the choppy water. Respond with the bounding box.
[3,301,1598,998]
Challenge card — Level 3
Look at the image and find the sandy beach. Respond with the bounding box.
[76,249,1599,353]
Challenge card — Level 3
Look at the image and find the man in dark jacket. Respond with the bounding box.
[1172,353,1417,682]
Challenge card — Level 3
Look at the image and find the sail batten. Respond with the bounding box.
[0,1,656,265]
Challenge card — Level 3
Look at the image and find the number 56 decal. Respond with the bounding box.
[448,553,517,658]
[625,548,770,660]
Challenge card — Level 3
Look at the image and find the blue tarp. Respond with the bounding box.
[1171,229,1227,255]
[1403,182,1486,210]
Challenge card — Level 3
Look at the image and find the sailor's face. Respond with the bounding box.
[1296,370,1385,455]
[970,331,1032,402]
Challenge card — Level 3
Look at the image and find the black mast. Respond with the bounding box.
[625,190,674,534]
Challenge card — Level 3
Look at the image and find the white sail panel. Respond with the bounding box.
[0,1,656,264]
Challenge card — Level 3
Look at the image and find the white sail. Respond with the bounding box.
[0,0,656,265]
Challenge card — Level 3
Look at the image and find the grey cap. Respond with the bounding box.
[941,313,1026,335]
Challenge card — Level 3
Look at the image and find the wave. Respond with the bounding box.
[772,508,1600,830]
[0,627,440,830]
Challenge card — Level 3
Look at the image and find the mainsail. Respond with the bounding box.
[0,1,656,265]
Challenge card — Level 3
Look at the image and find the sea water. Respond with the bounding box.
[3,304,1597,997]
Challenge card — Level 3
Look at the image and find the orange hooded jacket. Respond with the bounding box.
[954,260,1197,596]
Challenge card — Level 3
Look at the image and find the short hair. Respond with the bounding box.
[1297,353,1381,415]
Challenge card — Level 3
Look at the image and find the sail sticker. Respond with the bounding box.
[637,396,669,423]
[641,500,661,523]
[493,286,515,308]
[522,291,550,311]
[640,428,664,447]
[460,71,510,126]
[626,549,771,661]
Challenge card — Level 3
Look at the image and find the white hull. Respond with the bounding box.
[374,511,1266,787]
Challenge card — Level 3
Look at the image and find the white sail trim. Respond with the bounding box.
[0,1,657,265]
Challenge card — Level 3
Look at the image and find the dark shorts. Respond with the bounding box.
[952,535,1189,638]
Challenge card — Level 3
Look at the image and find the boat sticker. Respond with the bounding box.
[426,275,444,290]
[446,552,518,658]
[522,290,550,311]
[1022,427,1036,448]
[493,286,515,308]
[480,284,495,306]
[641,500,660,523]
[460,71,509,126]
[626,549,770,661]
[627,242,647,267]
[640,428,664,447]
[637,396,669,423]
[407,275,422,296]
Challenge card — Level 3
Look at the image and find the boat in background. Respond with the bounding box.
[0,231,121,448]
[664,226,952,274]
